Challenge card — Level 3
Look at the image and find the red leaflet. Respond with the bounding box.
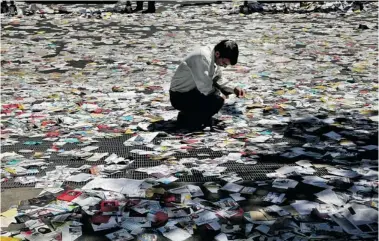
[46,131,60,137]
[100,200,119,213]
[91,214,111,224]
[93,108,103,114]
[181,146,193,149]
[97,124,109,130]
[2,104,19,109]
[57,190,82,202]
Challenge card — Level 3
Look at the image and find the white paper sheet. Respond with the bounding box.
[105,229,134,241]
[82,178,145,197]
[66,173,93,182]
[230,193,246,201]
[315,189,346,206]
[221,182,244,193]
[214,233,228,241]
[163,228,191,241]
[290,200,319,215]
[272,178,298,189]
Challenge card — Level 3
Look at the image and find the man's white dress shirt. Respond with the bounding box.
[170,46,232,96]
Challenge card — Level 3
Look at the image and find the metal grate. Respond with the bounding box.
[1,132,378,189]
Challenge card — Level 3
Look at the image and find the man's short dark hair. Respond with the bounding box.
[214,40,239,65]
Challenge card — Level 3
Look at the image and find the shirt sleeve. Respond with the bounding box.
[186,55,214,96]
[213,66,234,96]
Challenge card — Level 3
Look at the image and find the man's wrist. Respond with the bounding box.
[222,86,234,95]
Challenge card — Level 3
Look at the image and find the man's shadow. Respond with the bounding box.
[147,119,179,134]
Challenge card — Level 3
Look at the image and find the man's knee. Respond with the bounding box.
[215,95,225,109]
[209,94,224,114]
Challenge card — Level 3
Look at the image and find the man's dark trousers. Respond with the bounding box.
[169,88,224,129]
[136,1,155,11]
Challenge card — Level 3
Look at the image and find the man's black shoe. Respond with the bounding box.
[9,1,17,15]
[124,1,132,13]
[1,1,9,13]
[142,1,155,13]
[133,1,143,12]
[142,8,155,13]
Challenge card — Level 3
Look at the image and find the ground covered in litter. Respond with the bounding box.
[0,2,378,241]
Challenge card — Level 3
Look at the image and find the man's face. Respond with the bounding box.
[215,51,231,67]
[216,57,231,67]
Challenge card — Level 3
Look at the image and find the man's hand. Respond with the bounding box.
[234,87,245,98]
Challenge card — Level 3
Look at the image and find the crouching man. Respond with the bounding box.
[169,40,245,131]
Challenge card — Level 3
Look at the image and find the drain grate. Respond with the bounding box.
[1,179,37,189]
[2,133,375,189]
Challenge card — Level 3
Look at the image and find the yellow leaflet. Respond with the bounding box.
[360,109,374,115]
[226,129,236,135]
[184,194,191,200]
[71,89,81,94]
[151,156,164,160]
[150,116,163,121]
[246,133,258,138]
[145,189,154,198]
[278,110,286,115]
[167,157,177,161]
[351,67,364,73]
[145,188,166,198]
[331,83,340,88]
[125,129,134,134]
[0,237,21,241]
[320,97,328,102]
[1,208,17,218]
[275,90,285,95]
[315,86,326,90]
[4,167,16,174]
[161,146,168,151]
[340,140,354,146]
[34,152,43,158]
